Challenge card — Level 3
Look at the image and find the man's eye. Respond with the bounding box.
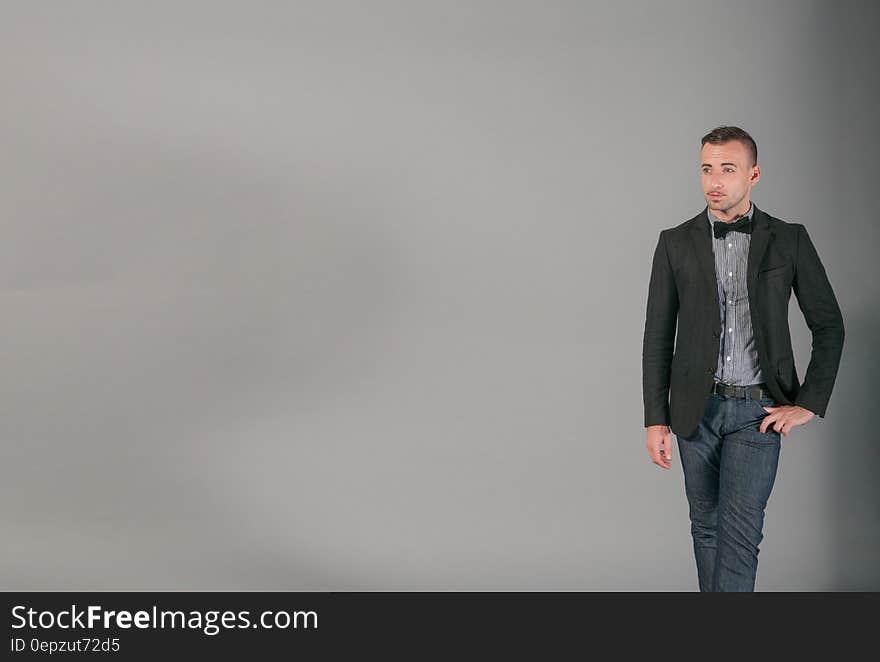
[724,168,734,173]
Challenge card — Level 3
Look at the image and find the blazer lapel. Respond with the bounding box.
[746,205,772,299]
[688,207,719,306]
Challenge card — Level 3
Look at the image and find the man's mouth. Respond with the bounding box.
[708,193,724,198]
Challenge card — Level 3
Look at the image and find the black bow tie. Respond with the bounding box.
[713,216,752,238]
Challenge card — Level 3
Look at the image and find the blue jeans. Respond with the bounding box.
[675,388,781,592]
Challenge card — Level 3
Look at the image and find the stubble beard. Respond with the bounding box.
[707,191,747,216]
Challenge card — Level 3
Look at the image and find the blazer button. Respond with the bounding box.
[707,368,713,374]
[713,330,720,338]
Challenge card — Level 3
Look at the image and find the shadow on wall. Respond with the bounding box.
[830,310,880,590]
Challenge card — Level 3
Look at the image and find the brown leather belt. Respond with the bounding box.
[712,381,772,401]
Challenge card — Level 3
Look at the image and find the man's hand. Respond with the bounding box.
[760,405,815,436]
[646,424,674,469]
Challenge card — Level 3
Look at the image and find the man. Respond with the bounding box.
[641,126,844,591]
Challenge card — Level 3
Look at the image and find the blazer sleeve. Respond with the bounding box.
[791,224,845,417]
[642,230,679,427]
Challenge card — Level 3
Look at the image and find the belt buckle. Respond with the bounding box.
[716,381,748,399]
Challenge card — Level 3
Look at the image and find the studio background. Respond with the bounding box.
[2,1,877,590]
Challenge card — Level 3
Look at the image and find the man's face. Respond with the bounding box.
[700,140,759,214]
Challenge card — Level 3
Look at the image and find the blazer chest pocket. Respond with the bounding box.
[758,262,790,280]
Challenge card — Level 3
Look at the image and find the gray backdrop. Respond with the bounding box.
[2,1,877,590]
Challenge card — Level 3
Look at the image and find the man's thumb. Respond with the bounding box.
[663,432,673,459]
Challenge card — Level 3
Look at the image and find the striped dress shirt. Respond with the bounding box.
[708,202,764,386]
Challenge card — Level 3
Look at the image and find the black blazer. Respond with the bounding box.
[642,204,844,438]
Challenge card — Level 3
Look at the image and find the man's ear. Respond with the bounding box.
[750,165,761,185]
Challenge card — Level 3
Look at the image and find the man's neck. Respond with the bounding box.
[710,199,752,223]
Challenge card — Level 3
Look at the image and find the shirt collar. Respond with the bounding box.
[707,202,754,228]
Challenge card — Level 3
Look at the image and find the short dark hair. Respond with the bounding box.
[700,126,757,167]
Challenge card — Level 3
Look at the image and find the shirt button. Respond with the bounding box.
[726,356,731,361]
[728,243,732,248]
[728,300,732,304]
[728,328,733,333]
[728,271,733,277]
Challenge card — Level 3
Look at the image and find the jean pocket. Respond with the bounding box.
[750,397,781,437]
[752,396,777,414]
